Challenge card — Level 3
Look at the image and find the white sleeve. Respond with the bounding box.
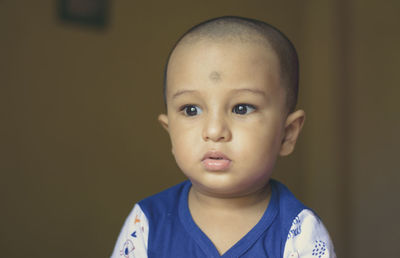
[111,204,149,258]
[283,209,336,258]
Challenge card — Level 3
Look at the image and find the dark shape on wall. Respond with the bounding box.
[58,0,109,28]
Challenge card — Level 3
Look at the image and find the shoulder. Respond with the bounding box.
[111,204,149,258]
[271,180,306,210]
[111,181,190,258]
[269,180,336,257]
[270,180,308,233]
[138,180,190,216]
[283,209,336,258]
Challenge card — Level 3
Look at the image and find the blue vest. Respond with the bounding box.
[139,180,307,257]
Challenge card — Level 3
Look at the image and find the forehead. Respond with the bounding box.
[166,39,283,100]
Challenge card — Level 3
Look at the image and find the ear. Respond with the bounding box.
[158,113,175,156]
[158,113,169,132]
[279,110,305,156]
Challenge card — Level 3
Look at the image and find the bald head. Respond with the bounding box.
[163,16,299,113]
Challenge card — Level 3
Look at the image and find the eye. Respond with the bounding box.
[181,105,203,116]
[232,104,256,115]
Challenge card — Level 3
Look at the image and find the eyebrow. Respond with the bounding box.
[231,88,266,97]
[171,88,267,99]
[172,89,198,99]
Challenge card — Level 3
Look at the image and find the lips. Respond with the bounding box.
[201,151,231,171]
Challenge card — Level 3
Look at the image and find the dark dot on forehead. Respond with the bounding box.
[209,71,222,82]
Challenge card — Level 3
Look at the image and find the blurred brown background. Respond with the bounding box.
[1,0,399,257]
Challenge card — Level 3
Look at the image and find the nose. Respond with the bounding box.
[202,113,232,142]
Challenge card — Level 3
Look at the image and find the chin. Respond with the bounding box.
[189,176,257,197]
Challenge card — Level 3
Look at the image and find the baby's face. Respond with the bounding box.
[159,40,292,197]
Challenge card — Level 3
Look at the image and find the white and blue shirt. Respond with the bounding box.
[111,180,336,257]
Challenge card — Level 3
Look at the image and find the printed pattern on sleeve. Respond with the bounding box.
[283,209,336,258]
[111,204,149,258]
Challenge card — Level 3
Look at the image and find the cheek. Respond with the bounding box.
[233,121,283,160]
[169,121,198,158]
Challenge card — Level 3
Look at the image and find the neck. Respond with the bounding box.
[188,182,272,213]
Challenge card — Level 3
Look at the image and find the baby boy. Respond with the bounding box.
[111,16,336,257]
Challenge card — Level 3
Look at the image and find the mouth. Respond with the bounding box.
[201,151,231,171]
